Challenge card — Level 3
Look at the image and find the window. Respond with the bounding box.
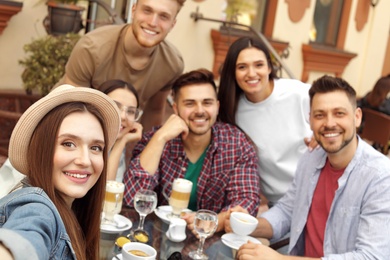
[251,0,268,32]
[310,0,344,46]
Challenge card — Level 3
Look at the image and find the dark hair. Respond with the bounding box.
[218,37,278,126]
[28,102,109,260]
[100,79,140,108]
[365,74,390,108]
[172,68,217,99]
[309,75,357,108]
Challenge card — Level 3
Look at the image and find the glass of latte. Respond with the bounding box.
[169,178,193,218]
[102,180,125,225]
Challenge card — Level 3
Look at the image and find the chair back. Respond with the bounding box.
[360,108,390,155]
[0,90,41,156]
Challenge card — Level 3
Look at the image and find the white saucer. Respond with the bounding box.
[100,214,132,234]
[154,205,192,224]
[221,233,262,250]
[112,253,122,260]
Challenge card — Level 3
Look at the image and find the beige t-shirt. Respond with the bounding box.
[57,24,184,109]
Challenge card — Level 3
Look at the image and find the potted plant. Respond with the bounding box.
[42,0,85,35]
[19,33,81,96]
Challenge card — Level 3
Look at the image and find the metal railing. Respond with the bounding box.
[190,7,296,79]
[86,0,125,33]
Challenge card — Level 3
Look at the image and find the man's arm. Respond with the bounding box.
[57,74,80,87]
[122,114,188,206]
[141,89,171,132]
[224,131,261,216]
[223,206,274,239]
[54,35,96,89]
[139,114,188,174]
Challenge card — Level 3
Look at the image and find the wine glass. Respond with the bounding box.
[189,209,218,260]
[134,189,157,230]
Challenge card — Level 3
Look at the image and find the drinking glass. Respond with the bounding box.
[162,178,193,219]
[189,209,218,260]
[134,189,157,230]
[102,180,124,226]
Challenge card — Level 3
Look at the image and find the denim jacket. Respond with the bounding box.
[0,184,76,259]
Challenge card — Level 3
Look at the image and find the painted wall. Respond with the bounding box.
[0,0,46,89]
[0,0,389,97]
[166,0,224,74]
[270,0,390,96]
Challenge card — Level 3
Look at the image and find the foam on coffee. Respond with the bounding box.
[106,180,125,192]
[105,181,125,202]
[172,179,192,192]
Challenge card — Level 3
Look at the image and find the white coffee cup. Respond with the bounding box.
[122,242,157,260]
[166,217,187,242]
[230,212,258,236]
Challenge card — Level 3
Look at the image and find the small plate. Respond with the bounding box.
[221,233,261,250]
[100,214,132,234]
[154,205,192,224]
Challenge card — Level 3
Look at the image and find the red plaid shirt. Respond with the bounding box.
[123,122,260,216]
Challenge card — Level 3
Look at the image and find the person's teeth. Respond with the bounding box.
[64,172,87,179]
[144,29,157,35]
[247,80,259,84]
[324,133,339,137]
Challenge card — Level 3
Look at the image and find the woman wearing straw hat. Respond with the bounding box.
[0,85,120,260]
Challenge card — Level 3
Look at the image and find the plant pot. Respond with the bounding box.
[43,1,84,35]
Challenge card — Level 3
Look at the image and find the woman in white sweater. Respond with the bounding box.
[218,37,316,209]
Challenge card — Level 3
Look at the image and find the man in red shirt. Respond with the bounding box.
[229,75,390,259]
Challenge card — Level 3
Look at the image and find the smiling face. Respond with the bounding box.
[52,111,105,207]
[310,91,362,156]
[131,0,178,48]
[173,83,219,137]
[235,47,273,103]
[107,88,138,139]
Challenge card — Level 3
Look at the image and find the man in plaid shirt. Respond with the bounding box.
[123,69,260,232]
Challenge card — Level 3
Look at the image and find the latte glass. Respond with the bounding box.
[103,180,125,224]
[169,178,193,218]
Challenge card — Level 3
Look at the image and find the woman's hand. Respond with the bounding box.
[304,136,319,152]
[122,122,143,144]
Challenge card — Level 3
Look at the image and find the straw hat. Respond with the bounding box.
[9,84,121,174]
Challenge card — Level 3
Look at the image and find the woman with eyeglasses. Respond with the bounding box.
[100,80,143,182]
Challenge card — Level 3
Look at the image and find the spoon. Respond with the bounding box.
[101,219,129,229]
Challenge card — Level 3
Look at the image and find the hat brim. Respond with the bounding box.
[9,85,120,174]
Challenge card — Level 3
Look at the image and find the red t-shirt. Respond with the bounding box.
[304,159,345,257]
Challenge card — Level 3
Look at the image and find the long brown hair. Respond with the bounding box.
[27,102,109,260]
[218,37,278,126]
[366,74,390,108]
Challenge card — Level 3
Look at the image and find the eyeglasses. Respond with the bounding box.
[114,101,143,121]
